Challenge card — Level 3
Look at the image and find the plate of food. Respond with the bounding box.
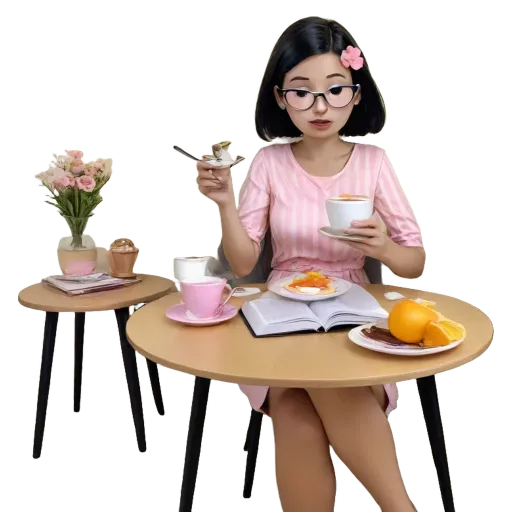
[348,318,465,356]
[268,271,351,301]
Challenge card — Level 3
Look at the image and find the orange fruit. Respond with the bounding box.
[423,320,465,347]
[415,299,437,309]
[388,299,439,343]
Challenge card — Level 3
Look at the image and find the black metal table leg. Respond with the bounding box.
[243,412,252,452]
[115,307,146,452]
[133,302,165,416]
[179,377,211,512]
[417,375,455,512]
[33,312,59,458]
[243,410,263,498]
[74,312,85,412]
[146,359,165,415]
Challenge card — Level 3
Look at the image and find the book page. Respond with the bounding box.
[310,284,388,327]
[246,298,320,326]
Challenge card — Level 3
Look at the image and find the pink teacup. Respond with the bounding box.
[180,276,237,319]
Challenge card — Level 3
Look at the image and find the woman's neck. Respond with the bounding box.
[295,134,352,159]
[291,134,355,177]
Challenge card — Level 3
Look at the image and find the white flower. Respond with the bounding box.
[95,157,114,181]
[52,154,73,171]
[101,158,112,179]
[37,165,68,187]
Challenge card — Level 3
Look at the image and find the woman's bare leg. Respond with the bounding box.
[307,385,414,512]
[269,388,336,512]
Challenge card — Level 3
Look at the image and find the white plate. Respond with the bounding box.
[319,226,369,242]
[348,323,464,356]
[268,274,351,302]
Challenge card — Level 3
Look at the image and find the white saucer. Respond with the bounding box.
[166,303,238,326]
[348,323,464,356]
[319,226,368,242]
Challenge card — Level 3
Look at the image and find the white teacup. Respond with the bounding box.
[325,195,373,232]
[173,256,214,282]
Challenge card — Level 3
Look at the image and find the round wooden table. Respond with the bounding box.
[19,274,176,458]
[127,283,492,387]
[126,283,493,512]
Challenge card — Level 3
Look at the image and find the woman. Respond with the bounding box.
[196,16,424,512]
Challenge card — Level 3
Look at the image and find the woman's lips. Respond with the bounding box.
[309,120,332,130]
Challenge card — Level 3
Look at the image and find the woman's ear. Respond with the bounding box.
[354,87,362,106]
[274,86,286,110]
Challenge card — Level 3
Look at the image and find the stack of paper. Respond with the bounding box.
[42,273,140,296]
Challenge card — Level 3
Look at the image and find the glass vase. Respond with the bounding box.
[57,216,97,276]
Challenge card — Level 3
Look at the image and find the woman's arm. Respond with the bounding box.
[343,150,425,279]
[344,218,425,278]
[379,240,425,278]
[220,149,270,278]
[218,199,261,278]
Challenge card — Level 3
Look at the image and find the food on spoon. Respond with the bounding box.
[283,271,336,296]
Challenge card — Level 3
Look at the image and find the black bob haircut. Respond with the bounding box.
[255,17,386,141]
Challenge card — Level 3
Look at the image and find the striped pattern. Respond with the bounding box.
[236,142,422,413]
[238,143,422,283]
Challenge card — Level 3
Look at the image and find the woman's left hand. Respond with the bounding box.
[340,217,392,259]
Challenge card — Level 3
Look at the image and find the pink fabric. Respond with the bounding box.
[63,260,96,276]
[236,142,423,416]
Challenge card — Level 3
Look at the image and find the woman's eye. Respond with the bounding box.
[296,90,310,98]
[328,86,343,96]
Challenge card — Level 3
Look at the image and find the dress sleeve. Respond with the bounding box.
[374,151,423,247]
[237,148,271,250]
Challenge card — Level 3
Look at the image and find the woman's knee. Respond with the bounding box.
[269,388,325,441]
[307,386,387,412]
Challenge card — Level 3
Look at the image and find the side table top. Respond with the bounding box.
[126,284,493,388]
[18,274,177,313]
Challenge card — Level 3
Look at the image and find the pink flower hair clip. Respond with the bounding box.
[340,46,364,71]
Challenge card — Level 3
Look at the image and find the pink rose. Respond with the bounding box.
[71,159,84,175]
[54,175,72,190]
[76,175,96,192]
[68,177,76,187]
[66,150,84,159]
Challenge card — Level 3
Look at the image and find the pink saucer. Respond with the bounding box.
[165,303,238,326]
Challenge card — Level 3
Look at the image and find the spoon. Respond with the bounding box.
[173,145,200,161]
[173,145,245,168]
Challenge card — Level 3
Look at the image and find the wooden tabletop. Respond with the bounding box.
[126,284,493,388]
[18,274,177,313]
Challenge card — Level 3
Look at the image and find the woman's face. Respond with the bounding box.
[275,53,361,139]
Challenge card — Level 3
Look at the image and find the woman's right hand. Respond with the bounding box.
[196,160,235,206]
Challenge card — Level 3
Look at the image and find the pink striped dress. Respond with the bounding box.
[237,142,423,416]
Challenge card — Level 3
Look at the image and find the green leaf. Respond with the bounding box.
[65,198,75,216]
[80,192,85,216]
[73,188,79,216]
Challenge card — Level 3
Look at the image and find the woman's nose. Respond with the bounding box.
[312,95,329,114]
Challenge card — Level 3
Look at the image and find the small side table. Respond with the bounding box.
[18,274,176,458]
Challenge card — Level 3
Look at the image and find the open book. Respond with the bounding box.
[240,284,388,337]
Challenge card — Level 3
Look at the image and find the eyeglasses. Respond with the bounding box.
[275,84,360,111]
